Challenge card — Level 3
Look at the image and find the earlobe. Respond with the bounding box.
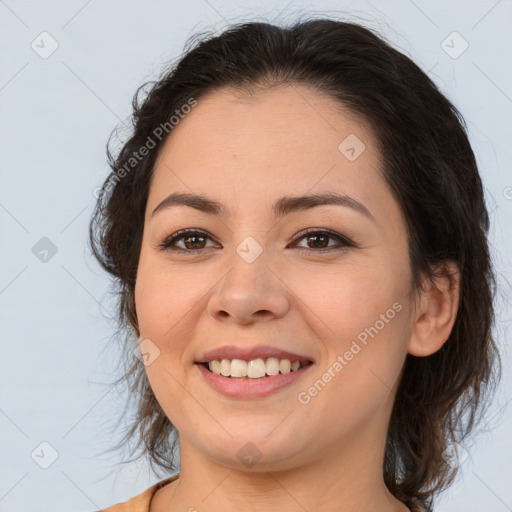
[407,261,460,357]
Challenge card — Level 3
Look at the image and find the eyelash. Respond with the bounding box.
[157,228,355,255]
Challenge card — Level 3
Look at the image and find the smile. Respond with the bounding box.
[204,357,311,379]
[196,359,314,398]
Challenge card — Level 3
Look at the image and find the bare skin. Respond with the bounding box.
[133,84,459,512]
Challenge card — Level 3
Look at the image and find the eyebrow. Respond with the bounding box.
[151,191,374,220]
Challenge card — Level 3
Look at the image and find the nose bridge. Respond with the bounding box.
[206,234,290,323]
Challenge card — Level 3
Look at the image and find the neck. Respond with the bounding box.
[150,425,409,512]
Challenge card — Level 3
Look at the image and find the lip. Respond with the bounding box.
[196,361,314,398]
[196,345,314,364]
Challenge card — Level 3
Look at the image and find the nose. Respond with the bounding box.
[206,250,290,325]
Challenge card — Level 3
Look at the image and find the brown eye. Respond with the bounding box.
[182,234,206,249]
[158,228,354,255]
[291,229,354,253]
[158,229,217,253]
[305,233,329,249]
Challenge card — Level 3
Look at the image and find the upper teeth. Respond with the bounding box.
[208,358,302,378]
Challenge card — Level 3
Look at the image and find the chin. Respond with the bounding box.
[194,429,308,472]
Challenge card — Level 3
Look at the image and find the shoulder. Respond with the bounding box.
[99,486,155,512]
[96,474,179,512]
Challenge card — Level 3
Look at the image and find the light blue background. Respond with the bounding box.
[1,1,511,511]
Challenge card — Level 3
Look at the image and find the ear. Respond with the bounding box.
[407,260,460,357]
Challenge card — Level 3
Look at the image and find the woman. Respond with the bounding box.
[89,18,500,512]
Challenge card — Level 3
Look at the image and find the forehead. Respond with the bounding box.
[149,84,395,224]
[157,84,377,165]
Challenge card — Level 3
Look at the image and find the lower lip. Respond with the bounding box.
[195,363,314,398]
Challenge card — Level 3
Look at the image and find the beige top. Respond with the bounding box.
[99,473,179,512]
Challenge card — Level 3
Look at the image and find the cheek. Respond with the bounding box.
[295,299,408,440]
[290,261,409,408]
[336,272,409,382]
[134,259,198,427]
[284,254,407,339]
[134,254,202,341]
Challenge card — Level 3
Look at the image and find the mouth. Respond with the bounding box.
[196,358,314,380]
[195,354,315,398]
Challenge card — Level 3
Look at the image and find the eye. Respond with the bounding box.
[158,227,354,254]
[158,229,218,253]
[289,228,354,253]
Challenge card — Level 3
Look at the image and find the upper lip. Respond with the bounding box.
[196,345,314,364]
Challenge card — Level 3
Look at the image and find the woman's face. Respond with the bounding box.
[135,84,415,472]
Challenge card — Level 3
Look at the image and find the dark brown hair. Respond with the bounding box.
[89,18,500,511]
